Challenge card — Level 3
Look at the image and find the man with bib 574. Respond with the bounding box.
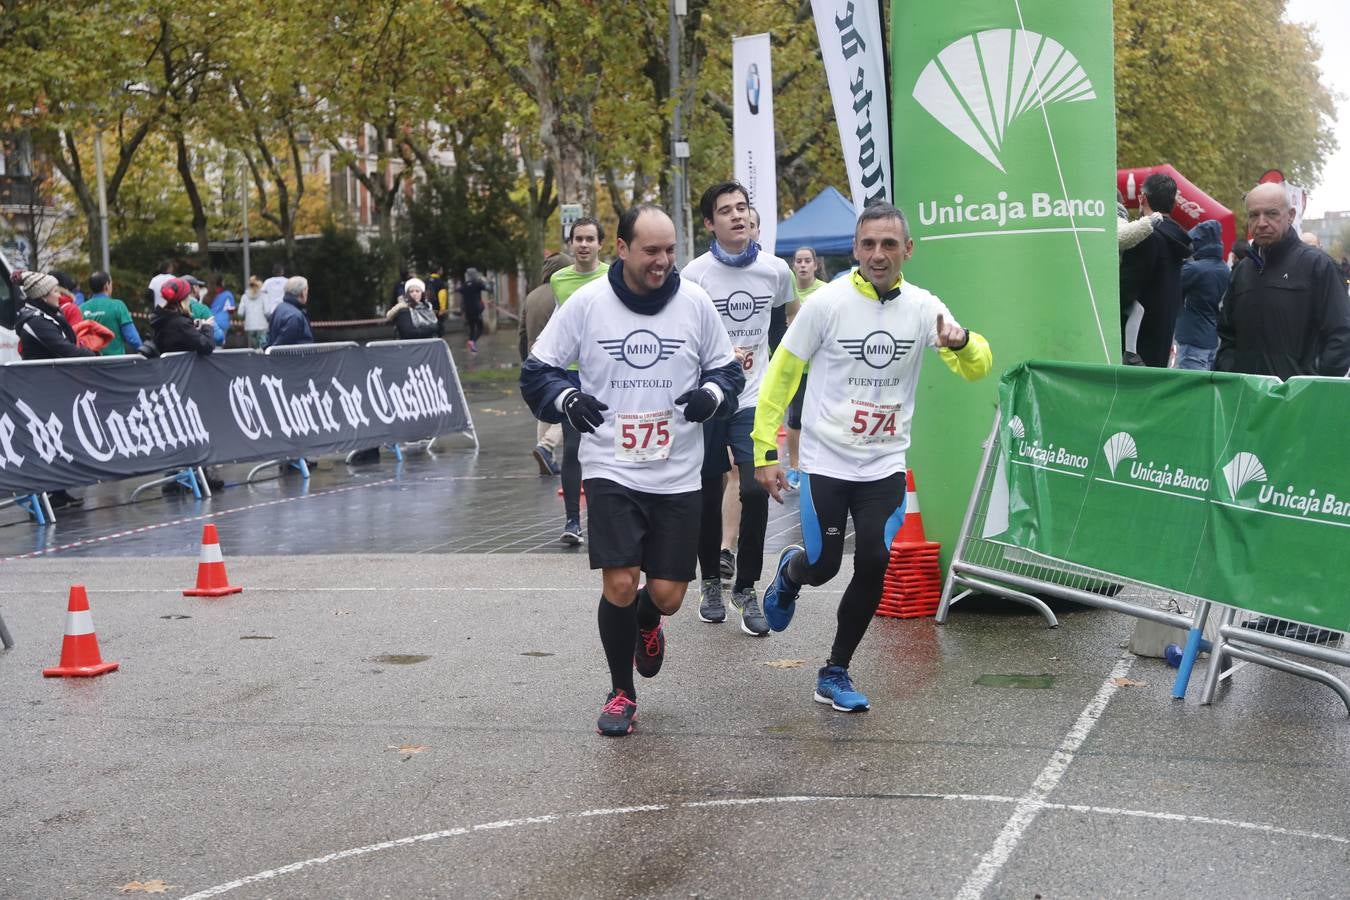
[753,202,993,712]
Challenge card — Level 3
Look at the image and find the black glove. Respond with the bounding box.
[138,340,160,359]
[562,390,608,433]
[674,387,719,423]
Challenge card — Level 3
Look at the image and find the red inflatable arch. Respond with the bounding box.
[1117,164,1237,258]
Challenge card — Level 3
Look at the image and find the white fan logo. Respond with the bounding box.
[912,28,1096,173]
[1103,432,1137,477]
[1008,415,1026,440]
[1221,452,1268,500]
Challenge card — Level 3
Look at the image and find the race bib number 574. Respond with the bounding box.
[842,398,902,446]
[615,410,673,462]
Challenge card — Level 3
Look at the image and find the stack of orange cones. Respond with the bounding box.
[877,470,943,619]
[183,524,243,597]
[43,585,119,677]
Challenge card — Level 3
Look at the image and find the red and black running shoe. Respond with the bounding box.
[596,689,637,736]
[635,620,666,678]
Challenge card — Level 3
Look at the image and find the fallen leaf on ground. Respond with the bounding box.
[333,609,352,616]
[1112,677,1146,687]
[120,880,172,894]
[387,744,430,755]
[763,659,806,669]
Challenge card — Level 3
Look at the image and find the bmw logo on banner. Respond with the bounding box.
[745,63,761,115]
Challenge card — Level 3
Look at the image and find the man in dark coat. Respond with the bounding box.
[1173,220,1229,370]
[267,276,314,347]
[1215,182,1350,380]
[1119,173,1193,366]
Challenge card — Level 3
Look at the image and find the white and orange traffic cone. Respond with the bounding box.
[184,524,242,597]
[892,470,927,545]
[43,585,119,678]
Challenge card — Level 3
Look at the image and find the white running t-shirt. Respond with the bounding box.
[681,250,793,408]
[782,275,960,481]
[531,275,736,494]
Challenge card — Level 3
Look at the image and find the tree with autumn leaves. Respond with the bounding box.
[0,0,1339,292]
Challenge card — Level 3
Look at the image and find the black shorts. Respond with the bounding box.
[700,406,756,477]
[786,374,808,430]
[583,478,701,581]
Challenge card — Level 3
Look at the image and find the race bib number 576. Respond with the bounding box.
[615,410,673,462]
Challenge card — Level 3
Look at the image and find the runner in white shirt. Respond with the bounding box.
[681,181,795,636]
[521,205,744,737]
[752,203,993,712]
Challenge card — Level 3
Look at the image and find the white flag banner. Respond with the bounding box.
[733,33,778,254]
[811,0,891,210]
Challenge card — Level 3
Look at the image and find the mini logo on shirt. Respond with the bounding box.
[714,291,772,323]
[838,330,915,369]
[597,329,685,370]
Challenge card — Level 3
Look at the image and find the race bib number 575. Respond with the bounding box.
[615,410,673,462]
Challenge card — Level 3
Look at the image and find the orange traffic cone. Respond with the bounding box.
[43,585,119,677]
[184,524,243,597]
[893,470,927,545]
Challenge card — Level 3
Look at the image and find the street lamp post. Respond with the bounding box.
[92,125,110,273]
[669,0,692,266]
[239,156,250,285]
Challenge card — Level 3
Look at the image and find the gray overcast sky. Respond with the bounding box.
[1284,0,1349,216]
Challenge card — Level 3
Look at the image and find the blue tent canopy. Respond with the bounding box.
[774,186,856,256]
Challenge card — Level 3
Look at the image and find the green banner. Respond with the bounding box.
[994,362,1350,632]
[891,3,1119,562]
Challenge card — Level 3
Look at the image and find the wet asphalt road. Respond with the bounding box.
[1,338,1347,899]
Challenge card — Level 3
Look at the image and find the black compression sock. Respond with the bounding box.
[597,595,638,698]
[635,586,661,630]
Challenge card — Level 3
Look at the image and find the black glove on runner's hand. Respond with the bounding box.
[674,387,719,423]
[562,391,609,433]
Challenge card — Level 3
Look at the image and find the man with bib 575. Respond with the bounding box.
[753,202,992,712]
[521,205,744,737]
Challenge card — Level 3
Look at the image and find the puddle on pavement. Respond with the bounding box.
[520,651,554,658]
[240,635,275,641]
[975,673,1055,689]
[370,654,431,665]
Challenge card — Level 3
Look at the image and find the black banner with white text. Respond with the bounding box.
[0,340,469,494]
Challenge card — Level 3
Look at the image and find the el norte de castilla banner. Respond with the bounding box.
[993,363,1350,633]
[0,340,469,494]
[813,0,891,208]
[893,1,1120,560]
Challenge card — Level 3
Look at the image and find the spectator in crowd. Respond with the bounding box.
[459,267,491,353]
[50,270,84,330]
[236,275,269,348]
[208,274,236,338]
[145,276,215,356]
[1300,231,1321,248]
[51,269,84,306]
[267,275,313,347]
[1339,255,1349,282]
[79,271,142,356]
[260,263,287,318]
[425,266,447,335]
[1119,173,1192,366]
[1230,238,1250,268]
[181,276,225,345]
[1173,220,1229,371]
[12,269,94,510]
[12,269,94,361]
[518,252,573,476]
[1216,182,1350,380]
[385,277,439,340]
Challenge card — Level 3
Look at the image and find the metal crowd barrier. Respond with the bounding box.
[937,409,1349,714]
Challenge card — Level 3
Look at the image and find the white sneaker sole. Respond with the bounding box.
[813,691,870,712]
[560,534,582,546]
[740,616,769,637]
[698,609,725,623]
